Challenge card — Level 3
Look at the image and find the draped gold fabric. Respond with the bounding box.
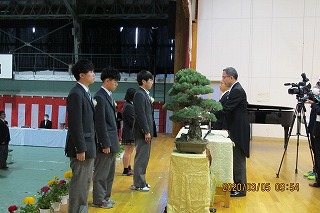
[167,151,211,213]
[173,128,233,207]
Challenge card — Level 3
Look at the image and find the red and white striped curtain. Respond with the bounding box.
[0,95,67,129]
[0,95,168,132]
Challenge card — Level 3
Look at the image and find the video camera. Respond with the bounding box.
[284,73,318,103]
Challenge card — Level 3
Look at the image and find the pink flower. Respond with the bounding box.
[41,186,50,193]
[8,205,18,212]
[59,179,66,185]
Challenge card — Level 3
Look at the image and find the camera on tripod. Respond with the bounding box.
[284,73,317,103]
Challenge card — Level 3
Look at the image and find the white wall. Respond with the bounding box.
[197,0,320,138]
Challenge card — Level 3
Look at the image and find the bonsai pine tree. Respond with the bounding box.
[163,68,222,142]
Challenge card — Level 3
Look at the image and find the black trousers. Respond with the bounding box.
[233,144,247,193]
[0,145,8,167]
[312,136,320,183]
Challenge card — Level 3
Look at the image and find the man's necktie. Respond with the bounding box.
[87,90,92,101]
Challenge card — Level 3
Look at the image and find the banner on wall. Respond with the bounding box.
[0,54,13,79]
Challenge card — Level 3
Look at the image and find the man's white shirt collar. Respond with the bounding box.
[140,86,150,95]
[77,82,89,93]
[101,86,112,97]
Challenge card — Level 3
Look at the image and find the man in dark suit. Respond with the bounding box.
[130,70,154,192]
[0,110,10,169]
[39,114,52,129]
[92,67,121,209]
[214,67,250,197]
[308,93,320,188]
[212,81,230,130]
[65,59,96,213]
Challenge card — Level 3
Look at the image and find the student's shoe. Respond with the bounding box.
[146,183,151,188]
[308,174,316,180]
[92,201,113,209]
[130,185,149,192]
[309,182,320,188]
[106,199,115,205]
[127,170,134,176]
[304,171,314,177]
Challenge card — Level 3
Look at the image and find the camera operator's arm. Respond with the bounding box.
[314,103,320,115]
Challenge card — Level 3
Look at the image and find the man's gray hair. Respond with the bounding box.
[223,67,238,80]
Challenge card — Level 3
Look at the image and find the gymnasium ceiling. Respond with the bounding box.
[0,0,169,20]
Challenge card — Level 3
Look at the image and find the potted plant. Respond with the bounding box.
[47,176,62,211]
[57,179,69,204]
[163,68,222,153]
[19,196,37,213]
[37,186,51,212]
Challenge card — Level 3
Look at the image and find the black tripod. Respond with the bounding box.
[276,99,315,178]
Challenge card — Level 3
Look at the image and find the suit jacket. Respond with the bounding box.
[308,102,319,133]
[94,88,120,153]
[122,100,135,142]
[212,91,229,130]
[214,82,250,157]
[133,87,154,140]
[312,103,320,137]
[39,120,52,129]
[65,83,96,159]
[0,119,10,145]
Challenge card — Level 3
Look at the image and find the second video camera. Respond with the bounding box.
[284,73,311,100]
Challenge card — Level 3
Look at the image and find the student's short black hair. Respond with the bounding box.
[137,70,153,86]
[100,67,121,82]
[71,59,95,81]
[44,114,49,118]
[0,110,5,115]
[124,88,136,102]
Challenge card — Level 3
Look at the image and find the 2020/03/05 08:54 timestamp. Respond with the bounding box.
[222,183,299,192]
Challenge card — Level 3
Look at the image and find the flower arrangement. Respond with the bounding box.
[37,186,51,209]
[7,170,72,212]
[19,196,37,213]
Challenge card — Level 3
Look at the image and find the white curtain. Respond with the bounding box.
[31,104,39,128]
[18,104,25,127]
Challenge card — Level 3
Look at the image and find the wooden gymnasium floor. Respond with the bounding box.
[2,133,319,212]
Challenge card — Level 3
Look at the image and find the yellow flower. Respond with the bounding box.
[48,180,55,186]
[23,196,35,205]
[64,170,72,179]
[54,176,59,180]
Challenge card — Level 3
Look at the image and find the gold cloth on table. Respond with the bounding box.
[175,128,233,204]
[167,151,211,213]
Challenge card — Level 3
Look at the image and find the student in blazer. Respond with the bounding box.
[65,59,96,213]
[131,70,154,192]
[92,67,121,209]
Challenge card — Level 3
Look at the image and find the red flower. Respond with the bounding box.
[59,179,66,185]
[41,186,50,193]
[8,205,18,212]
